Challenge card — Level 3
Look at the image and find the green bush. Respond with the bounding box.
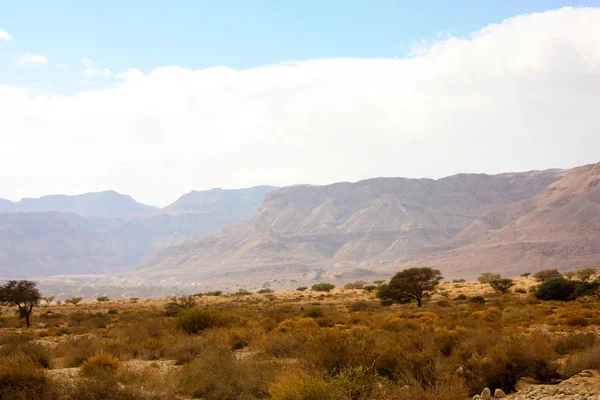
[205,291,222,297]
[296,287,308,292]
[533,269,562,282]
[311,283,335,292]
[534,277,581,301]
[175,308,239,334]
[469,296,486,304]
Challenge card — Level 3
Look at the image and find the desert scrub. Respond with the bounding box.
[0,354,58,400]
[175,307,241,334]
[80,352,120,376]
[180,345,280,400]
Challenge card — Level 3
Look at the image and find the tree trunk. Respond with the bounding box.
[416,297,422,307]
[25,312,31,328]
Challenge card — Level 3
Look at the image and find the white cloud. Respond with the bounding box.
[1,7,600,206]
[18,53,47,67]
[0,28,12,41]
[81,58,94,68]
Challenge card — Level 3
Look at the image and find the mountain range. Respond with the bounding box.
[0,186,276,277]
[133,168,569,285]
[2,163,599,293]
[388,162,600,278]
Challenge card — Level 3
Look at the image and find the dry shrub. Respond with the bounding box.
[163,334,205,364]
[0,335,52,368]
[348,301,379,313]
[302,328,376,374]
[80,353,120,376]
[68,370,127,400]
[179,345,280,400]
[175,307,240,334]
[469,332,559,393]
[303,307,325,318]
[269,368,342,400]
[561,344,600,377]
[555,332,596,355]
[56,335,103,367]
[564,315,589,327]
[0,354,58,400]
[116,363,179,400]
[384,376,468,400]
[264,330,311,358]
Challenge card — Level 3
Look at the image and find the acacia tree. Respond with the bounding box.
[490,278,515,294]
[478,272,501,285]
[377,268,443,307]
[0,280,41,328]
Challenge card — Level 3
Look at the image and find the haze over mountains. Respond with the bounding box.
[0,186,276,277]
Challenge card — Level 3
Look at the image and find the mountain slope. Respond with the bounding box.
[394,162,600,278]
[135,169,568,283]
[2,191,156,219]
[0,186,278,276]
[0,212,124,278]
[94,186,278,264]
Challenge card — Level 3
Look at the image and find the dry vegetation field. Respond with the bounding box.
[1,278,600,400]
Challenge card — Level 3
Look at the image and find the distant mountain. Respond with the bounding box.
[388,162,600,278]
[0,198,13,213]
[1,191,157,219]
[0,212,124,278]
[164,186,277,216]
[0,186,277,276]
[135,169,567,285]
[94,186,279,265]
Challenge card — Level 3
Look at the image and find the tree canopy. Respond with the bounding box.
[0,280,41,327]
[377,267,443,307]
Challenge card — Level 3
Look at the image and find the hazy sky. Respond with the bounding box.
[1,2,600,206]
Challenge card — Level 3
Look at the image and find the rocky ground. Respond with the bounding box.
[473,370,600,400]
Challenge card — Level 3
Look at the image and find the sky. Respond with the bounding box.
[1,1,600,207]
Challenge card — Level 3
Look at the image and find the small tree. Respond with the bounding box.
[533,269,562,282]
[490,278,515,294]
[520,272,531,278]
[575,268,598,282]
[0,280,41,328]
[41,296,55,305]
[96,296,110,302]
[478,272,501,285]
[257,288,274,294]
[377,268,443,307]
[65,297,84,306]
[296,287,308,292]
[311,283,335,292]
[363,285,377,292]
[344,281,366,290]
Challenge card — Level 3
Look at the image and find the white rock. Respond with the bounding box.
[494,388,506,398]
[481,387,492,400]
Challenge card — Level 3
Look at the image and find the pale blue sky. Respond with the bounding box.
[1,0,595,93]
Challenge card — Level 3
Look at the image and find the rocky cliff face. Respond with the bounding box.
[135,169,567,283]
[389,162,600,278]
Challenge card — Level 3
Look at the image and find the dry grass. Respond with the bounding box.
[0,279,599,398]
